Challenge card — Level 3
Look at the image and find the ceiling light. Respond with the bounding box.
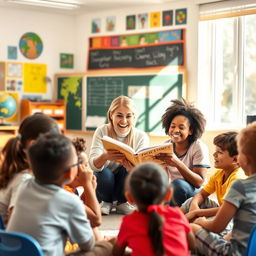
[7,0,81,10]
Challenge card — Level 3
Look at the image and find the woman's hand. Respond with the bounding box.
[104,150,125,162]
[121,159,135,172]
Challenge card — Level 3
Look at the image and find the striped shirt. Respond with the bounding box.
[224,173,256,256]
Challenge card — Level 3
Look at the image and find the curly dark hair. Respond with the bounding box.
[161,99,206,143]
[72,137,87,155]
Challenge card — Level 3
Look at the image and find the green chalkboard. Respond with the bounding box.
[57,76,83,130]
[86,72,185,133]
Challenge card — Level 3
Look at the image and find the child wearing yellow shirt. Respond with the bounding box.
[181,132,246,223]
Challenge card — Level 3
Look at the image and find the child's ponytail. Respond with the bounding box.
[148,207,164,256]
[0,136,28,189]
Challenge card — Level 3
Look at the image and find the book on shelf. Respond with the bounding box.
[101,135,173,166]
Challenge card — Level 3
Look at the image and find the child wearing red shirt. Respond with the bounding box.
[113,163,195,256]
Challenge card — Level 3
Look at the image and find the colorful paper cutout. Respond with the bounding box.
[150,12,161,28]
[175,8,187,25]
[162,10,173,26]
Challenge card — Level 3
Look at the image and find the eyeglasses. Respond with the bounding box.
[64,157,83,172]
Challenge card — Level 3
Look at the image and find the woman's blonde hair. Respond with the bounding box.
[107,96,136,146]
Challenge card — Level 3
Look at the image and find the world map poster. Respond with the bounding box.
[57,76,83,130]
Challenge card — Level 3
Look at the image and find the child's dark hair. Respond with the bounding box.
[161,99,206,143]
[127,163,169,256]
[0,113,60,189]
[28,132,74,182]
[213,131,238,157]
[72,137,87,155]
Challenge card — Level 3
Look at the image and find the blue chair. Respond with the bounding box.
[245,225,256,256]
[0,230,43,256]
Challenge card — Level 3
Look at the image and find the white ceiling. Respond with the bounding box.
[0,0,183,15]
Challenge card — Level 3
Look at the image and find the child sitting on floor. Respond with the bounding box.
[191,122,256,256]
[113,162,195,256]
[64,137,103,254]
[7,133,112,256]
[181,131,246,226]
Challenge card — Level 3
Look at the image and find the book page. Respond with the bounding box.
[101,136,136,154]
[137,143,173,165]
[101,136,138,165]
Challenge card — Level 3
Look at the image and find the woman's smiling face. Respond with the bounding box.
[110,106,135,135]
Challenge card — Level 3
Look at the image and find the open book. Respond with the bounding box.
[101,135,173,166]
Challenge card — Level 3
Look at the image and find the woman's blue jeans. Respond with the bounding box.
[94,166,128,204]
[170,178,200,206]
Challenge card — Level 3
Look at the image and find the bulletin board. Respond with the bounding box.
[85,70,186,133]
[56,74,83,131]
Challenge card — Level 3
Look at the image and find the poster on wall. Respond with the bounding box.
[60,53,74,69]
[106,16,116,32]
[19,32,43,59]
[126,15,136,30]
[137,13,148,29]
[150,12,161,28]
[8,46,17,60]
[91,18,101,33]
[162,10,173,26]
[175,8,187,25]
[7,62,23,77]
[6,78,23,92]
[24,63,47,93]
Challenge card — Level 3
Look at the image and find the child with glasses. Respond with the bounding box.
[7,133,113,256]
[64,137,104,254]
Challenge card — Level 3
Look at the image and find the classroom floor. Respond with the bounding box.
[100,210,122,237]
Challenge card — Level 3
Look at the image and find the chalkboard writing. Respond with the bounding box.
[88,43,184,70]
[86,73,185,133]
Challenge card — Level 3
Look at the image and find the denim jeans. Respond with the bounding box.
[94,166,128,204]
[169,178,200,206]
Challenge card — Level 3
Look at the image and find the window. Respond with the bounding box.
[198,1,256,129]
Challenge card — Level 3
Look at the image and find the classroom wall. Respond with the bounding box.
[0,6,77,99]
[75,0,199,102]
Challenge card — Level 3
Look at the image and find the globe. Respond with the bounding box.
[0,92,17,124]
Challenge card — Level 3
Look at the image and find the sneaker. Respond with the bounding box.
[100,201,112,215]
[116,202,136,215]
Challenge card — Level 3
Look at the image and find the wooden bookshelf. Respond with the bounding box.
[20,99,66,131]
[0,126,18,148]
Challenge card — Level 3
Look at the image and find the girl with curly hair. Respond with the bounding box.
[156,99,210,206]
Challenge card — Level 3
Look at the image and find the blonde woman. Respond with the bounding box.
[89,96,149,215]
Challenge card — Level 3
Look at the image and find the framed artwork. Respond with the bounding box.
[6,78,23,92]
[126,15,136,30]
[106,16,116,32]
[150,12,161,28]
[175,8,187,25]
[8,46,17,60]
[162,10,173,26]
[91,18,101,33]
[137,13,148,29]
[60,53,74,69]
[7,62,23,77]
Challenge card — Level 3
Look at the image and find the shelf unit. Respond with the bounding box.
[20,99,66,131]
[0,126,19,148]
